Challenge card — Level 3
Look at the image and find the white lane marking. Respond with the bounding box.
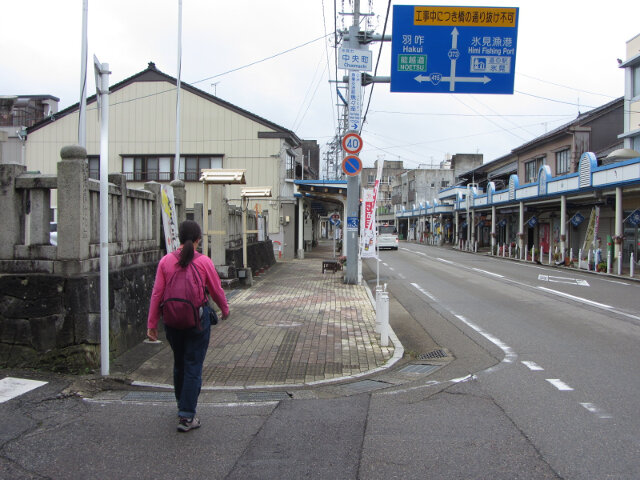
[382,262,388,267]
[0,377,48,403]
[388,267,395,271]
[453,314,517,363]
[580,402,612,419]
[546,378,574,391]
[472,268,504,278]
[521,361,544,371]
[411,283,437,301]
[398,273,406,279]
[538,274,590,286]
[410,283,516,363]
[605,280,631,286]
[437,258,456,265]
[537,287,640,321]
[537,286,612,309]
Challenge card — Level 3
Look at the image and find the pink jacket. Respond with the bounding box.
[147,250,230,329]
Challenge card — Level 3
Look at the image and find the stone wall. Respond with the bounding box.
[0,263,157,371]
[225,240,276,273]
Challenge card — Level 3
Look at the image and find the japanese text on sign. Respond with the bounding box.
[414,7,517,27]
[339,47,373,72]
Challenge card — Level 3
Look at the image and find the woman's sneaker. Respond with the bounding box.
[177,416,201,432]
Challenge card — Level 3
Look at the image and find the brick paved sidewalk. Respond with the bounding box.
[130,243,396,388]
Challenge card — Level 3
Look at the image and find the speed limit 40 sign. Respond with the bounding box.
[342,132,363,155]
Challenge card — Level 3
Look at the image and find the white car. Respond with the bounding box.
[377,225,398,250]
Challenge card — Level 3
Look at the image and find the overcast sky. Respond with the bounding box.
[2,0,638,173]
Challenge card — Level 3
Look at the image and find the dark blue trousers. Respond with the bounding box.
[164,306,211,419]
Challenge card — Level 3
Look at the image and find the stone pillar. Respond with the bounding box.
[0,163,27,258]
[143,181,163,249]
[26,188,52,245]
[210,185,227,267]
[170,179,186,224]
[108,173,128,253]
[57,145,90,262]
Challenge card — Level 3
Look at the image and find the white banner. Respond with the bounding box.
[361,189,377,258]
[161,184,180,252]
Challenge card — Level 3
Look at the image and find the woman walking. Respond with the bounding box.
[147,220,229,432]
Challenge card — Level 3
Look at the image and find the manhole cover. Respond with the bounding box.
[236,391,291,402]
[399,364,439,374]
[417,349,448,360]
[122,391,176,402]
[342,379,391,393]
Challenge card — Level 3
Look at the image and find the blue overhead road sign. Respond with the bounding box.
[391,5,519,94]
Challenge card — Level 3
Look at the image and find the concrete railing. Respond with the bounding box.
[0,145,183,274]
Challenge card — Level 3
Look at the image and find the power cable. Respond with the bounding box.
[518,72,618,98]
[360,0,391,131]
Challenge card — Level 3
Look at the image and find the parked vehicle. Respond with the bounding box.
[377,225,398,250]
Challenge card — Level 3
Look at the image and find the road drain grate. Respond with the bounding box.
[417,349,448,360]
[342,380,391,393]
[236,391,291,402]
[122,391,176,402]
[399,364,439,374]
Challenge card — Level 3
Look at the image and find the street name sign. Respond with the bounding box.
[339,47,373,71]
[342,155,363,176]
[391,5,519,94]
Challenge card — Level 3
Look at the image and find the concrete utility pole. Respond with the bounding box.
[344,0,362,285]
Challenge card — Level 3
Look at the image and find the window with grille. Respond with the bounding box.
[555,149,570,175]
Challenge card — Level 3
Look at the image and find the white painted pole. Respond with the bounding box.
[509,244,512,258]
[532,245,535,263]
[587,249,592,271]
[607,250,612,274]
[618,251,623,276]
[78,0,88,147]
[631,253,635,278]
[549,247,552,266]
[375,285,383,333]
[174,0,183,180]
[98,62,110,376]
[578,249,582,269]
[570,248,573,265]
[380,289,389,347]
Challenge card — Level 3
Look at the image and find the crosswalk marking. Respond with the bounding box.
[0,377,48,403]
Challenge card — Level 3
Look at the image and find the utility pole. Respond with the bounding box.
[343,0,363,284]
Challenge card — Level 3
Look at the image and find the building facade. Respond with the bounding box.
[22,63,316,260]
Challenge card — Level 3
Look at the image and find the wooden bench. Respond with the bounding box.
[322,259,341,273]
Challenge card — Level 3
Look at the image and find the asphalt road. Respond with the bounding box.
[2,244,639,479]
[371,243,640,479]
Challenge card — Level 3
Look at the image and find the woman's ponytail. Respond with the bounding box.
[177,220,201,267]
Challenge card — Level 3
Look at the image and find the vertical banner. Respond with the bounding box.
[161,184,180,252]
[581,206,601,253]
[361,188,376,257]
